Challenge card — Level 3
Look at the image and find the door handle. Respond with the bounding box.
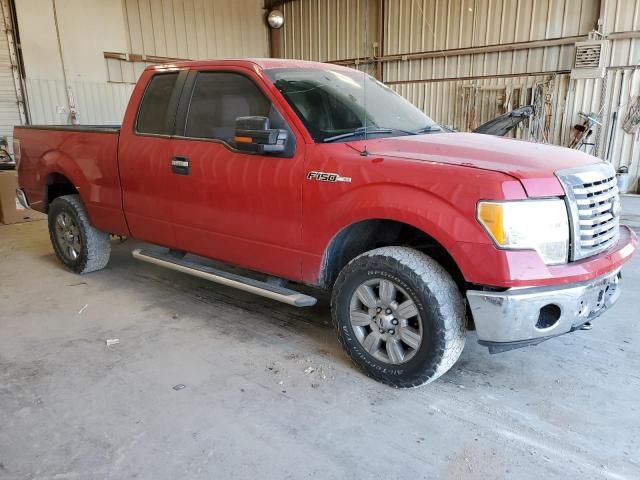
[171,156,189,175]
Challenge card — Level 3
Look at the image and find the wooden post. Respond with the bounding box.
[269,26,282,58]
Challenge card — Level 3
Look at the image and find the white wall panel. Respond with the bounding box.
[123,0,269,59]
[55,0,129,81]
[15,0,129,83]
[26,78,133,125]
[106,58,154,84]
[24,78,68,124]
[17,0,270,128]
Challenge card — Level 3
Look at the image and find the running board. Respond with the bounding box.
[132,248,317,307]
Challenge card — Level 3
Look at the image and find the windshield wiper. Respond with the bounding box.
[412,124,443,134]
[323,126,393,143]
[323,126,421,143]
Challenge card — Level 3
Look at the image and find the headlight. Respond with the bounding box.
[477,199,569,265]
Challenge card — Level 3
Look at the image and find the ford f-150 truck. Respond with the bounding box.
[14,59,637,387]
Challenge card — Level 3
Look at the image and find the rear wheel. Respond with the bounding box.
[48,194,111,274]
[331,247,466,388]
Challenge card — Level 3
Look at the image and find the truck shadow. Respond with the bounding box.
[103,239,358,369]
[38,236,500,385]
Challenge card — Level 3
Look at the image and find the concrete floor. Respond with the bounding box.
[1,199,639,480]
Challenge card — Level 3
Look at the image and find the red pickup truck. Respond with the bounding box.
[14,59,637,387]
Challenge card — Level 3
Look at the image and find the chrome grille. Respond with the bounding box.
[556,163,620,261]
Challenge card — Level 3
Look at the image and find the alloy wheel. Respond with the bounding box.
[349,278,423,364]
[54,212,82,261]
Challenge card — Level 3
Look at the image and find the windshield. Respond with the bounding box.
[265,67,442,143]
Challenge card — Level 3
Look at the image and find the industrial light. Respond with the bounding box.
[267,10,284,29]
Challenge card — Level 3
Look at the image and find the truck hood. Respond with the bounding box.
[349,132,601,197]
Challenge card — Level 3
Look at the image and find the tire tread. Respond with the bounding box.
[48,194,111,274]
[331,246,466,388]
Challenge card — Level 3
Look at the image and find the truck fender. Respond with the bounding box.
[39,150,90,209]
[309,183,490,285]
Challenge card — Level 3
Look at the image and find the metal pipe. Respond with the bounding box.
[385,70,571,86]
[608,31,640,40]
[330,35,589,67]
[51,0,76,124]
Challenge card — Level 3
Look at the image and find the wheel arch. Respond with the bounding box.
[39,149,88,213]
[44,171,79,212]
[318,217,466,291]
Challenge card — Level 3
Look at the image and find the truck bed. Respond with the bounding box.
[15,124,128,235]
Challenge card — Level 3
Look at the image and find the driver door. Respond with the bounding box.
[168,69,305,281]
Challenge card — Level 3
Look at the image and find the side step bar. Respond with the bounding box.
[132,248,317,307]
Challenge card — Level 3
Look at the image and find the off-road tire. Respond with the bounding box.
[48,194,111,274]
[331,247,466,388]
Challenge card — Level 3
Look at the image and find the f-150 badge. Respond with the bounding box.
[307,171,352,183]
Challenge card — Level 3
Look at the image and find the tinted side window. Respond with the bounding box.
[185,72,271,142]
[136,73,179,134]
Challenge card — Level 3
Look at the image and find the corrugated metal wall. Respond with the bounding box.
[392,73,571,144]
[106,58,151,85]
[281,0,598,76]
[280,0,600,132]
[600,0,640,184]
[123,0,269,59]
[606,0,640,66]
[282,0,376,61]
[21,0,270,125]
[383,0,596,81]
[0,0,23,148]
[14,0,640,188]
[598,68,640,179]
[280,0,640,191]
[25,79,134,125]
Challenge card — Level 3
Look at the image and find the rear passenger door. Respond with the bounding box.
[169,68,305,281]
[119,70,186,247]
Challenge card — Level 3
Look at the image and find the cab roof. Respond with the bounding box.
[146,58,356,73]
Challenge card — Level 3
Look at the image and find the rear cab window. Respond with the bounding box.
[136,72,180,135]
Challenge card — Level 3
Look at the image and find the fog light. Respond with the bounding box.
[536,304,561,329]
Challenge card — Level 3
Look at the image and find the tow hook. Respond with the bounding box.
[580,322,593,331]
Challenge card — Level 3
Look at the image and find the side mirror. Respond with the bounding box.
[234,116,288,154]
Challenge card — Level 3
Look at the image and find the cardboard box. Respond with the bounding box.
[0,171,45,225]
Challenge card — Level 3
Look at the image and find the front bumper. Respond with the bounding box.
[467,268,623,353]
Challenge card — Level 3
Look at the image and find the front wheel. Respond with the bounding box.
[48,194,111,274]
[331,247,466,388]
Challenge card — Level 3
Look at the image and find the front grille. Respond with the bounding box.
[556,163,620,261]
